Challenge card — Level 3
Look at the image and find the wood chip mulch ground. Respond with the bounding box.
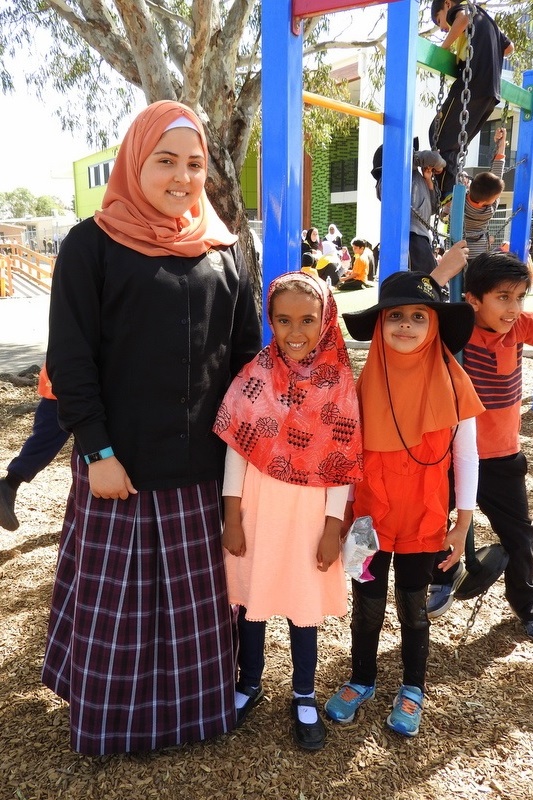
[0,355,532,800]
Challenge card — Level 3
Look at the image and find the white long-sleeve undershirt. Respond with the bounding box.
[222,446,350,520]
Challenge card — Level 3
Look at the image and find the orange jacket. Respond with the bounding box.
[38,365,56,400]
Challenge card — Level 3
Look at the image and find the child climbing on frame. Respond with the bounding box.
[429,0,513,202]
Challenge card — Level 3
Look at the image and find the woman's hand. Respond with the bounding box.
[88,456,137,500]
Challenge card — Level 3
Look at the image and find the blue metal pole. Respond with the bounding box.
[261,2,303,344]
[378,0,419,282]
[509,70,533,263]
[449,183,466,302]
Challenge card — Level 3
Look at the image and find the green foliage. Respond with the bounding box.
[303,62,356,154]
[0,1,138,151]
[0,188,68,218]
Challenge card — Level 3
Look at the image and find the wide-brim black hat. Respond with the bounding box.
[342,271,474,354]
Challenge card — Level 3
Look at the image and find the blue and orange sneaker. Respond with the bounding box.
[324,682,375,724]
[386,685,424,737]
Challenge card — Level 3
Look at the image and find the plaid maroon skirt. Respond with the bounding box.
[42,454,236,755]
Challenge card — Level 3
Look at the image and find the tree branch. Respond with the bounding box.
[303,33,386,58]
[46,0,142,88]
[114,0,175,102]
[145,0,188,76]
[182,0,213,108]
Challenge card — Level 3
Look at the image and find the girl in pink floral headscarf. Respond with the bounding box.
[213,271,362,750]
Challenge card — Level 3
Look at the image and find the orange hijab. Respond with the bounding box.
[214,272,363,487]
[357,309,484,452]
[94,100,237,257]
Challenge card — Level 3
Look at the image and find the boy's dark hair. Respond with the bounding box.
[351,239,365,249]
[469,171,505,203]
[431,0,461,23]
[465,252,531,298]
[431,0,447,23]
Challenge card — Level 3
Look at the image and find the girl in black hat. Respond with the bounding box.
[325,271,484,737]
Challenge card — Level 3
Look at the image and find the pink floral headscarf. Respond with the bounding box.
[214,272,363,487]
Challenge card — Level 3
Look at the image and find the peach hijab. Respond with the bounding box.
[357,310,484,452]
[94,100,237,257]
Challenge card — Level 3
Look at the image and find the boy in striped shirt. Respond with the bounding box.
[428,252,533,639]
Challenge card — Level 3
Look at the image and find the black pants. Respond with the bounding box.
[316,261,340,286]
[350,550,434,691]
[236,605,317,694]
[432,453,533,623]
[409,233,436,274]
[338,279,365,291]
[429,83,497,198]
[7,397,70,483]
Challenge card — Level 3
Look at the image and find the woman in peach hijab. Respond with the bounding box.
[44,101,261,755]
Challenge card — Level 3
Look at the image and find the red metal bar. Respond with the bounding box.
[292,0,400,34]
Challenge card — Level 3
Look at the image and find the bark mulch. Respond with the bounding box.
[1,359,532,800]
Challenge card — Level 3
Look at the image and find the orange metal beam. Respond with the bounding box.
[303,90,383,123]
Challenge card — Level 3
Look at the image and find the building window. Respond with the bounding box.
[88,159,115,188]
[330,157,357,193]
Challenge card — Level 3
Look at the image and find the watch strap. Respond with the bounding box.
[84,447,115,465]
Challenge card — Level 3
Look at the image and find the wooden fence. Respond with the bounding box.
[0,245,55,297]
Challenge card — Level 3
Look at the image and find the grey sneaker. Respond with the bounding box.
[386,685,424,737]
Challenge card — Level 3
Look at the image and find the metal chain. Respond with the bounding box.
[431,75,447,248]
[412,205,433,232]
[456,4,476,181]
[454,591,487,656]
[490,205,523,241]
[500,101,510,127]
[431,74,447,152]
[504,156,527,176]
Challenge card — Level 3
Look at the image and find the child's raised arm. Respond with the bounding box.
[494,127,507,158]
[430,239,469,286]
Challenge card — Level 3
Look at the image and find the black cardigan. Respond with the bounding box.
[47,218,261,490]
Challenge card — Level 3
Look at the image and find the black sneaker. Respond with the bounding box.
[291,697,326,751]
[235,683,264,727]
[0,479,19,531]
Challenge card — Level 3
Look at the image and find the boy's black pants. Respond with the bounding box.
[429,81,497,198]
[433,453,533,624]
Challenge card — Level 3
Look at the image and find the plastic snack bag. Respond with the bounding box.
[342,515,379,582]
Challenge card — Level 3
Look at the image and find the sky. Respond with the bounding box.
[0,86,89,205]
[0,79,146,206]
